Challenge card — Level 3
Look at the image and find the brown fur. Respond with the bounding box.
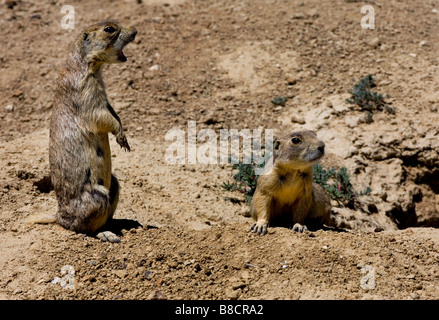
[28,20,137,241]
[250,130,331,235]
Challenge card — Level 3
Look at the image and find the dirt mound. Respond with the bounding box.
[0,0,438,300]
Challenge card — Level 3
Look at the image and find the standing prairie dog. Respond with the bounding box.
[29,20,137,242]
[250,130,331,235]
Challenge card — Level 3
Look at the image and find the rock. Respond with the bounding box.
[183,259,195,266]
[148,290,167,300]
[291,115,306,124]
[414,194,439,228]
[291,13,305,19]
[331,207,383,231]
[202,112,219,124]
[228,276,246,290]
[331,140,357,159]
[225,287,241,300]
[11,89,23,98]
[149,65,159,71]
[328,94,352,115]
[113,270,127,279]
[144,270,153,280]
[240,205,250,217]
[286,76,297,85]
[148,107,161,115]
[5,104,13,112]
[369,37,380,48]
[83,275,97,282]
[379,80,392,86]
[323,99,332,108]
[344,115,363,128]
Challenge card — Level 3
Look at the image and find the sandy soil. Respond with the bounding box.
[0,0,438,300]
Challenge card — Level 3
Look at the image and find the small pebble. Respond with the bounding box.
[287,77,297,85]
[148,290,167,300]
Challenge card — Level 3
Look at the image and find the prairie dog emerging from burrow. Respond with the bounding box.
[28,20,137,242]
[250,130,331,235]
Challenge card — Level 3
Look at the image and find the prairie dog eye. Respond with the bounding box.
[104,26,116,33]
[291,137,302,145]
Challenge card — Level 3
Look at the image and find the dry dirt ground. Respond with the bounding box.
[1,0,439,301]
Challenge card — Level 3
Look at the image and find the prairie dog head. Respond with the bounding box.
[78,19,137,65]
[273,130,325,170]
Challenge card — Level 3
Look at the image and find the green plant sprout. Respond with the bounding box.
[346,74,394,119]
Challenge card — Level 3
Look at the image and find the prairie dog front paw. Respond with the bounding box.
[116,131,130,152]
[251,221,268,235]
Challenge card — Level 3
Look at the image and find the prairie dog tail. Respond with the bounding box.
[25,212,56,225]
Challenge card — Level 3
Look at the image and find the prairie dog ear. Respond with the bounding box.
[272,138,283,161]
[273,138,281,150]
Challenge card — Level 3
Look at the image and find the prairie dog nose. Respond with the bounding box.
[128,26,137,41]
